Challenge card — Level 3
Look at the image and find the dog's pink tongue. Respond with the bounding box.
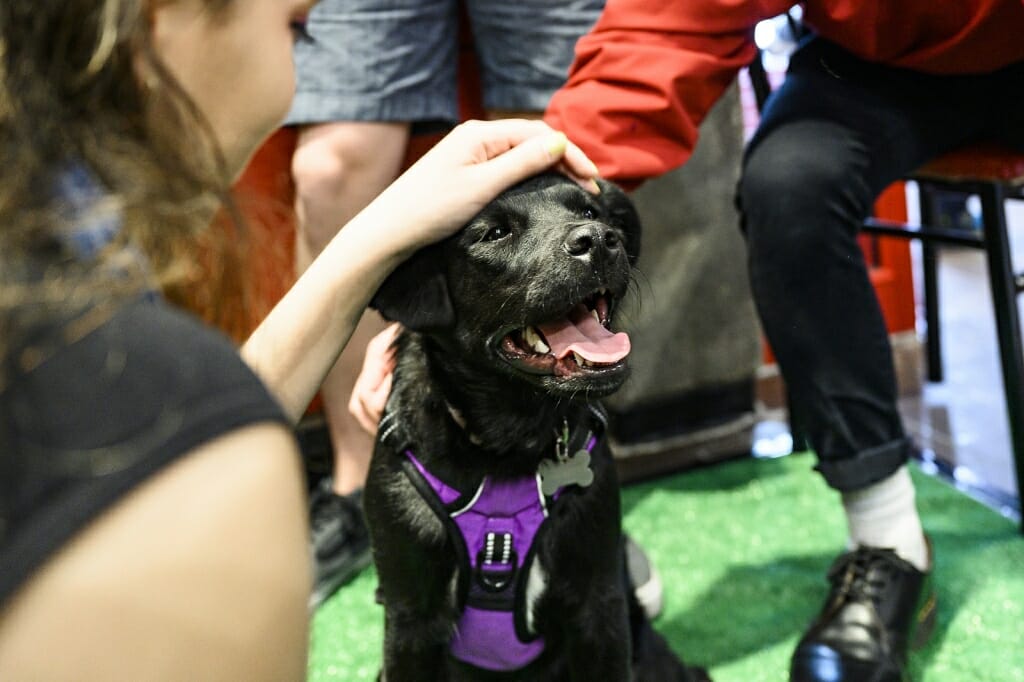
[538,304,630,363]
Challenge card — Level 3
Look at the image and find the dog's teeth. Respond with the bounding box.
[591,309,600,323]
[573,351,593,368]
[524,327,550,354]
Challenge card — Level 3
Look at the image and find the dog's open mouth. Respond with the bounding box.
[497,290,630,378]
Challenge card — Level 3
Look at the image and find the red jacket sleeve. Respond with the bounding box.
[545,0,786,189]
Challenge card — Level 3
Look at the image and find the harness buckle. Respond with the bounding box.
[476,531,517,593]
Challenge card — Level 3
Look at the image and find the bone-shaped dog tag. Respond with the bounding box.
[538,449,594,496]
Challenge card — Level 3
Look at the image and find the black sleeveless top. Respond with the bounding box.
[0,295,290,606]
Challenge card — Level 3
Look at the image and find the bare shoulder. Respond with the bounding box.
[0,422,311,682]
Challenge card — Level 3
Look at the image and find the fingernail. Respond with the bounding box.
[587,179,601,194]
[545,132,568,158]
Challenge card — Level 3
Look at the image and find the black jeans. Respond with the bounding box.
[738,37,1024,492]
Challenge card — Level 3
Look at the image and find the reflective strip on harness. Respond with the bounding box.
[405,453,547,671]
[398,417,602,672]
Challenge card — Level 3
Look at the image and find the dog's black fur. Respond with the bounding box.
[366,173,700,681]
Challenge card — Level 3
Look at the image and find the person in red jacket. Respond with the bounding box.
[545,2,1024,681]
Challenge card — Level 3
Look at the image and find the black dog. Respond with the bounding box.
[367,173,706,681]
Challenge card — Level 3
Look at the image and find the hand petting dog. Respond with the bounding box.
[244,119,598,423]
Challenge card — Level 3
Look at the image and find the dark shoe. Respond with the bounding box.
[308,479,372,609]
[790,545,937,682]
[626,534,664,620]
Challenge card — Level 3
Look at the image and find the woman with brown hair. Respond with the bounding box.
[0,1,597,678]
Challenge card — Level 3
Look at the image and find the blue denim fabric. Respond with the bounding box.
[285,0,604,126]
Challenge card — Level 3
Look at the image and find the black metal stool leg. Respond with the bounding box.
[978,183,1024,532]
[918,183,944,382]
[922,243,943,382]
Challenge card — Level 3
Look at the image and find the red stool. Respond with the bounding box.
[861,145,1024,530]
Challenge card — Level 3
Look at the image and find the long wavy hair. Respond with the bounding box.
[0,0,244,388]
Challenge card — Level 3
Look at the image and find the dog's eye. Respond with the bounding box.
[581,206,598,220]
[482,225,511,242]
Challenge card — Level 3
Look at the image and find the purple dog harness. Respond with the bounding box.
[401,424,600,672]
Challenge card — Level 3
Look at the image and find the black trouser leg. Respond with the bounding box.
[737,37,1017,491]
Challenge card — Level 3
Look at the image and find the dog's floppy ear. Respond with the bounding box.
[369,242,455,331]
[596,178,642,264]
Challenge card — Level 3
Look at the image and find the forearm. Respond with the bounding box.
[241,119,600,420]
[241,202,408,422]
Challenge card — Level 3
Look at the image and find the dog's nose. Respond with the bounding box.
[564,224,621,259]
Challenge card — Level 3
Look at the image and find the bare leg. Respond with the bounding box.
[291,120,411,495]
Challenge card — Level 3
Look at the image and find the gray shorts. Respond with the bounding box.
[285,0,604,126]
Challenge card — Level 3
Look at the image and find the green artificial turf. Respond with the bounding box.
[308,452,1024,681]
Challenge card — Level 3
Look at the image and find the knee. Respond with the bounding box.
[290,130,359,206]
[291,144,348,252]
[292,122,409,193]
[291,123,408,248]
[739,133,869,271]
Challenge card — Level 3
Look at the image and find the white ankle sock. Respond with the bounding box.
[841,466,930,571]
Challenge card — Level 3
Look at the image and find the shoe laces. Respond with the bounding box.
[825,547,903,609]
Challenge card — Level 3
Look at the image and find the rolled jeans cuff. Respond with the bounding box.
[814,437,913,492]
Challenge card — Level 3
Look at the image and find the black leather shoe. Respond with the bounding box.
[790,545,937,682]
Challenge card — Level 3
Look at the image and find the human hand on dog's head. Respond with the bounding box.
[370,172,641,402]
[364,119,600,261]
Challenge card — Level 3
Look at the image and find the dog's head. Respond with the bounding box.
[371,172,640,398]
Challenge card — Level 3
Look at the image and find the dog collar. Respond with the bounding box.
[379,403,608,491]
